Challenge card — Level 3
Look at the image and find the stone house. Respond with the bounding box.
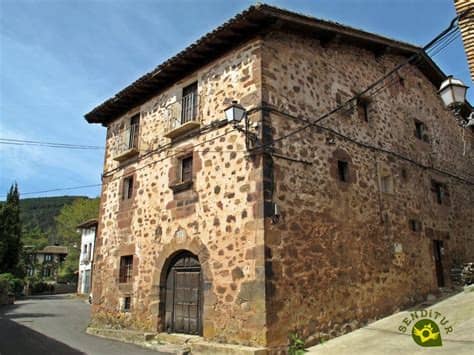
[76,219,98,296]
[85,4,474,351]
[26,245,68,280]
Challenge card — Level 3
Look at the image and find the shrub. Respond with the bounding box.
[30,281,54,294]
[288,332,307,355]
[0,273,24,296]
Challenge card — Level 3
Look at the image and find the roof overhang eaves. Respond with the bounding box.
[84,4,448,125]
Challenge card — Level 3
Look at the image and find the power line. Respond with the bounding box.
[253,12,464,152]
[0,138,104,150]
[0,184,102,198]
[1,11,468,198]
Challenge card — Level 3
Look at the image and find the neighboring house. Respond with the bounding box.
[26,245,68,280]
[84,4,474,351]
[76,219,98,296]
[454,1,474,81]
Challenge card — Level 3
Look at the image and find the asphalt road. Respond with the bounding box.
[0,294,164,355]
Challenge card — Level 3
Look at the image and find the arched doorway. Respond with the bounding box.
[164,251,202,335]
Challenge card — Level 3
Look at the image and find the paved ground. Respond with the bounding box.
[0,294,165,355]
[307,288,474,354]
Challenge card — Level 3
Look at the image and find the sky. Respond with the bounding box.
[0,0,471,200]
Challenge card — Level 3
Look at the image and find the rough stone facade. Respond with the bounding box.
[261,31,474,347]
[92,39,269,347]
[88,6,474,352]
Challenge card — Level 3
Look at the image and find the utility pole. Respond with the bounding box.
[454,0,474,82]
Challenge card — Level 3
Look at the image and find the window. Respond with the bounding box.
[357,99,369,122]
[44,254,53,262]
[414,120,429,142]
[409,219,422,232]
[123,296,131,311]
[83,244,88,255]
[431,180,447,205]
[380,175,394,194]
[119,255,133,283]
[128,114,140,150]
[122,176,134,200]
[181,156,193,183]
[87,243,92,261]
[181,82,198,124]
[337,160,349,182]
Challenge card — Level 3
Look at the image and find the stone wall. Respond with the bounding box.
[260,31,474,347]
[92,39,269,346]
[91,26,474,351]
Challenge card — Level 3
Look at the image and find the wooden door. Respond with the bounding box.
[433,240,444,287]
[165,252,202,335]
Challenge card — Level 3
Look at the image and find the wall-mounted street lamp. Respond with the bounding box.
[224,100,247,124]
[224,100,256,150]
[439,76,473,127]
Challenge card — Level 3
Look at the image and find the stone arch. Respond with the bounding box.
[153,238,212,333]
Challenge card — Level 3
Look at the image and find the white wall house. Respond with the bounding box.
[76,219,98,295]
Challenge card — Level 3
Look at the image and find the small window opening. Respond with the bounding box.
[400,168,408,181]
[337,160,349,182]
[357,99,369,122]
[409,219,422,232]
[381,175,394,194]
[123,296,131,311]
[181,156,193,183]
[414,120,429,142]
[119,255,133,283]
[432,180,446,205]
[122,176,134,200]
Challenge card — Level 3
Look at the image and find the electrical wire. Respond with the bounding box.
[2,10,470,198]
[0,138,104,150]
[0,184,102,198]
[254,13,465,152]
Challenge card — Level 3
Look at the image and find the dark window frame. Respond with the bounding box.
[337,160,349,182]
[128,114,140,150]
[357,99,370,122]
[122,176,134,200]
[123,296,131,311]
[409,219,422,232]
[181,82,198,124]
[432,180,447,205]
[414,119,429,142]
[180,156,193,183]
[119,255,133,283]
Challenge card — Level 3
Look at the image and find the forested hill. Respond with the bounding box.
[18,196,88,234]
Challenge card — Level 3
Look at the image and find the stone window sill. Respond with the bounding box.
[169,180,193,193]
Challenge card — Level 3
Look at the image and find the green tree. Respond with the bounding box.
[0,183,22,276]
[55,198,99,281]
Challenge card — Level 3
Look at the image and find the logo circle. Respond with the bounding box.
[411,319,443,347]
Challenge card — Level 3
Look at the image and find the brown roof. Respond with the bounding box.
[85,3,447,125]
[37,246,68,255]
[76,218,99,229]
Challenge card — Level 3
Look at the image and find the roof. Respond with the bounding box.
[36,246,68,255]
[76,218,99,229]
[85,3,447,125]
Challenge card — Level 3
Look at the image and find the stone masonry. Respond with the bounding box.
[85,4,474,352]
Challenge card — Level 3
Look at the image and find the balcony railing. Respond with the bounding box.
[164,92,200,139]
[113,124,140,161]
